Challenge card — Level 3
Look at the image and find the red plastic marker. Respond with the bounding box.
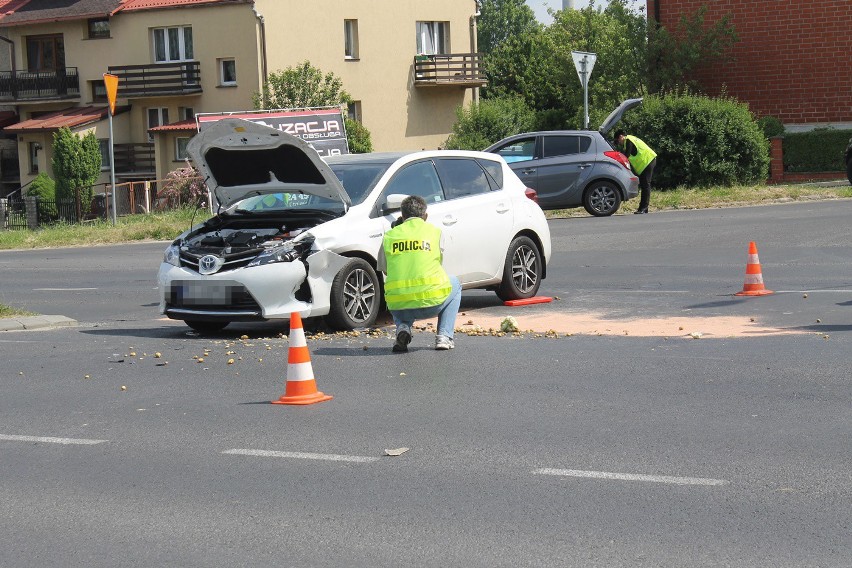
[503,296,553,307]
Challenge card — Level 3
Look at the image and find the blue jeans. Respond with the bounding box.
[391,276,461,339]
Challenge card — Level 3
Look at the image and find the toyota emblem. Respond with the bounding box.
[198,255,222,275]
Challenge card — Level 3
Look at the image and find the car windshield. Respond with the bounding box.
[329,163,391,205]
[230,192,345,214]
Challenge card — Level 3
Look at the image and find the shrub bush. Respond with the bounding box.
[26,172,58,220]
[344,117,373,154]
[620,94,769,188]
[757,115,784,139]
[26,172,56,200]
[444,96,536,150]
[783,129,851,172]
[157,167,207,208]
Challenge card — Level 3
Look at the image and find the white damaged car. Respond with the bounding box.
[158,119,551,333]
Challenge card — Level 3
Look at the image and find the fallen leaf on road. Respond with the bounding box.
[384,447,409,456]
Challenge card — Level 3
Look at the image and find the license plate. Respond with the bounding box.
[172,281,230,306]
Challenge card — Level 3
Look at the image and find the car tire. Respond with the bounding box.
[496,236,543,301]
[185,320,229,333]
[325,258,381,330]
[583,181,622,217]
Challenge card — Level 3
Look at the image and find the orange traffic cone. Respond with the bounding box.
[271,312,332,405]
[735,241,773,296]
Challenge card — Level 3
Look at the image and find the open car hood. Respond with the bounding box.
[598,97,643,135]
[186,118,351,209]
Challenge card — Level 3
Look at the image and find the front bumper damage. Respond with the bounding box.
[158,249,351,322]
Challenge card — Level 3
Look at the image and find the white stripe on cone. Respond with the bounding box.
[288,361,314,382]
[744,274,764,284]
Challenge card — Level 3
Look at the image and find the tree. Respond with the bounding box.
[443,96,536,150]
[253,60,372,153]
[477,0,539,55]
[646,5,738,93]
[483,0,737,128]
[52,127,101,215]
[485,0,647,128]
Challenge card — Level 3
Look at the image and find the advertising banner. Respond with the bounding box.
[195,108,349,158]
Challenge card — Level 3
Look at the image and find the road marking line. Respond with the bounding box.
[533,468,729,486]
[0,434,108,445]
[222,449,379,463]
[33,288,98,291]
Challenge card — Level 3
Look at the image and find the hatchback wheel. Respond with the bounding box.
[496,236,542,301]
[583,181,622,216]
[185,320,229,334]
[326,258,381,330]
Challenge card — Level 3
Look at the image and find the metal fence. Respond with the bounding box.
[0,177,208,230]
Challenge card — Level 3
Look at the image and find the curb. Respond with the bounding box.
[0,315,78,331]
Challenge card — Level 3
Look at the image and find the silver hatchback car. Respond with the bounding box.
[485,98,643,216]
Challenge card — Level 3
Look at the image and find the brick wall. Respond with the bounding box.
[648,0,852,125]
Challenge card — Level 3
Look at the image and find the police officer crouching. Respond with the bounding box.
[378,195,461,352]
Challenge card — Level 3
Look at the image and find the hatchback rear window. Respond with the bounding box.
[542,135,592,158]
[476,158,504,190]
[434,158,492,199]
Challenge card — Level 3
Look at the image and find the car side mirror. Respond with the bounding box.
[382,193,407,214]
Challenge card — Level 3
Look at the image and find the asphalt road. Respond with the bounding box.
[2,200,851,567]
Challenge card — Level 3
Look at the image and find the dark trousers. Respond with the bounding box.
[637,158,656,212]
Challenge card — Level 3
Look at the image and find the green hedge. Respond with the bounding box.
[620,94,769,189]
[783,129,851,172]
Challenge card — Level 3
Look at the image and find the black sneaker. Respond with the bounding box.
[392,328,411,353]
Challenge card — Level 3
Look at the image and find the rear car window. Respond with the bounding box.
[542,135,593,158]
[476,158,504,190]
[434,158,492,199]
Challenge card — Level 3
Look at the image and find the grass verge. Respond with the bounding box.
[0,304,36,318]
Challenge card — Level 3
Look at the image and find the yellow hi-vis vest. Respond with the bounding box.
[382,217,451,310]
[624,135,657,175]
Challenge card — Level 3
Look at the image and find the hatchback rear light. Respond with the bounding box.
[524,187,538,203]
[604,150,632,172]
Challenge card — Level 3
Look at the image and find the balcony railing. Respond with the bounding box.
[0,67,80,101]
[107,61,202,98]
[112,143,155,177]
[413,53,486,88]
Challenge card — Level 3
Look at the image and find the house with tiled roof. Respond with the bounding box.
[0,0,485,197]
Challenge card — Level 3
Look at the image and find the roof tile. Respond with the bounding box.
[4,105,129,133]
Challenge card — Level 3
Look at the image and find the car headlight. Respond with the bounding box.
[164,244,181,267]
[247,242,299,267]
[246,233,316,268]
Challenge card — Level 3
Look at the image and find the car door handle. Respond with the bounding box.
[521,168,536,174]
[496,202,509,214]
[369,233,382,238]
[579,163,593,169]
[442,215,458,226]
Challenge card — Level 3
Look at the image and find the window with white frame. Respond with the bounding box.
[153,26,193,62]
[416,21,449,55]
[344,19,359,59]
[175,137,190,161]
[147,107,169,142]
[98,139,111,171]
[219,58,236,85]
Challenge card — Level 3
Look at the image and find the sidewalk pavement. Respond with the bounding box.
[0,315,77,331]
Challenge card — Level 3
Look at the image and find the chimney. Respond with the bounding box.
[563,0,575,9]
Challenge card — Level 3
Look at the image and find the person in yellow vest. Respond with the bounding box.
[378,195,461,352]
[615,130,658,214]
